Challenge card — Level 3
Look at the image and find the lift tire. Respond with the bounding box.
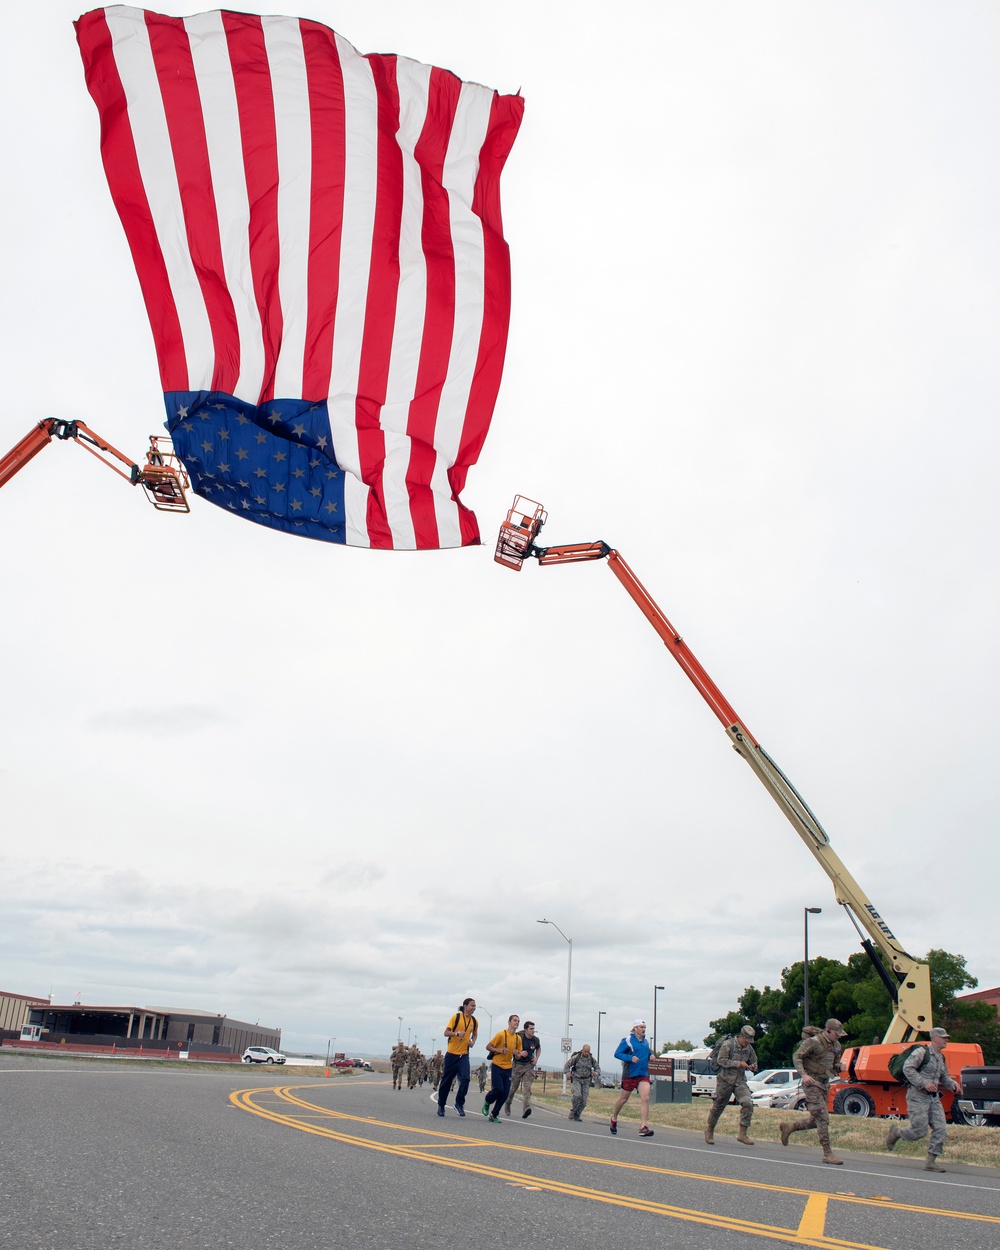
[833,1087,876,1118]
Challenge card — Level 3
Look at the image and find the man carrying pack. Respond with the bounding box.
[886,1026,962,1171]
[564,1042,601,1121]
[504,1019,541,1118]
[390,1041,407,1090]
[780,1018,846,1165]
[704,1025,758,1145]
[436,997,478,1117]
[610,1019,654,1137]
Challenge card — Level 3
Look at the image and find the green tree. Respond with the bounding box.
[926,950,1000,1064]
[705,947,997,1065]
[659,1039,696,1054]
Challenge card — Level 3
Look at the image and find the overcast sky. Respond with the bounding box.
[2,1,997,1061]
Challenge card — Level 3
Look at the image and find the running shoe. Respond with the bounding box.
[610,1118,618,1135]
[639,1126,654,1137]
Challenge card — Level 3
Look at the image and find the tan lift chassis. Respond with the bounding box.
[495,495,931,1046]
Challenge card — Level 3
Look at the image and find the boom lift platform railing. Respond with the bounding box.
[495,494,932,1045]
[0,419,190,512]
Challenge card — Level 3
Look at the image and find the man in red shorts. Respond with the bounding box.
[610,1019,654,1137]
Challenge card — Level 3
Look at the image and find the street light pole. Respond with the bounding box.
[397,1016,403,1042]
[653,985,664,1054]
[538,918,573,1095]
[804,907,822,1028]
[597,1010,606,1069]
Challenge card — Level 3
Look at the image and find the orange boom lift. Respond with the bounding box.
[495,495,983,1120]
[0,418,190,512]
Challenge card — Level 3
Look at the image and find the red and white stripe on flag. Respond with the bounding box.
[76,6,523,549]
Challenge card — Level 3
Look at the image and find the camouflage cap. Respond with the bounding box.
[825,1018,848,1037]
[929,1026,949,1039]
[739,1025,756,1038]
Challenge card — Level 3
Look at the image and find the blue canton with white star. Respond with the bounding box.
[164,392,346,543]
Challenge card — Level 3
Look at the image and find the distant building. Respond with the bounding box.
[2,993,279,1057]
[0,990,49,1035]
[958,986,1000,1016]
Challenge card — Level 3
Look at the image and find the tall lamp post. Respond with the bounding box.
[803,907,822,1028]
[538,918,573,1095]
[397,1016,403,1042]
[597,1010,606,1069]
[653,985,664,1054]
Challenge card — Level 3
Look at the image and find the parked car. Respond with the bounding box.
[599,1072,618,1088]
[351,1058,372,1069]
[242,1046,286,1065]
[751,1078,804,1109]
[746,1068,797,1093]
[333,1057,355,1068]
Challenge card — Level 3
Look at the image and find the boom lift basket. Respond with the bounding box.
[138,436,191,512]
[494,495,546,571]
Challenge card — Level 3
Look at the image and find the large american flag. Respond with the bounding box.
[76,6,523,549]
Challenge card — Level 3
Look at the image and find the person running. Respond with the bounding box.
[780,1018,847,1165]
[704,1025,758,1145]
[886,1027,963,1172]
[436,997,478,1117]
[482,1014,524,1124]
[504,1020,541,1118]
[564,1043,601,1120]
[610,1019,654,1137]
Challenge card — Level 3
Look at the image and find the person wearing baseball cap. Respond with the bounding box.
[886,1026,962,1170]
[609,1019,654,1138]
[705,1025,759,1146]
[780,1019,849,1164]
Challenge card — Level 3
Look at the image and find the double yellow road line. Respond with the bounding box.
[232,1085,998,1248]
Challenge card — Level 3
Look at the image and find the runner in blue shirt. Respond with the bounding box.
[611,1018,654,1137]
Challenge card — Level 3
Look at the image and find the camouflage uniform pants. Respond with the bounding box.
[708,1077,753,1130]
[391,1063,404,1089]
[504,1063,536,1114]
[570,1077,592,1117]
[799,1079,832,1148]
[899,1089,947,1156]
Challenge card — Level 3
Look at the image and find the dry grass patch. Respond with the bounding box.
[531,1089,1000,1168]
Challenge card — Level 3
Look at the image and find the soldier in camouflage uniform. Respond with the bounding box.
[406,1044,422,1088]
[704,1025,758,1145]
[886,1027,962,1171]
[476,1061,488,1092]
[391,1042,407,1090]
[429,1049,445,1090]
[780,1018,846,1165]
[564,1043,601,1120]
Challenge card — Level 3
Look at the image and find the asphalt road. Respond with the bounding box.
[4,1053,1000,1249]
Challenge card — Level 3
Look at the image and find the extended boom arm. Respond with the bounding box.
[0,418,190,512]
[496,496,932,1044]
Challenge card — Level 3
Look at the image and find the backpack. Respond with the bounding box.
[707,1035,734,1075]
[887,1044,931,1085]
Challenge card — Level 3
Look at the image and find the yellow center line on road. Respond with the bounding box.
[797,1194,829,1239]
[232,1085,1000,1247]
